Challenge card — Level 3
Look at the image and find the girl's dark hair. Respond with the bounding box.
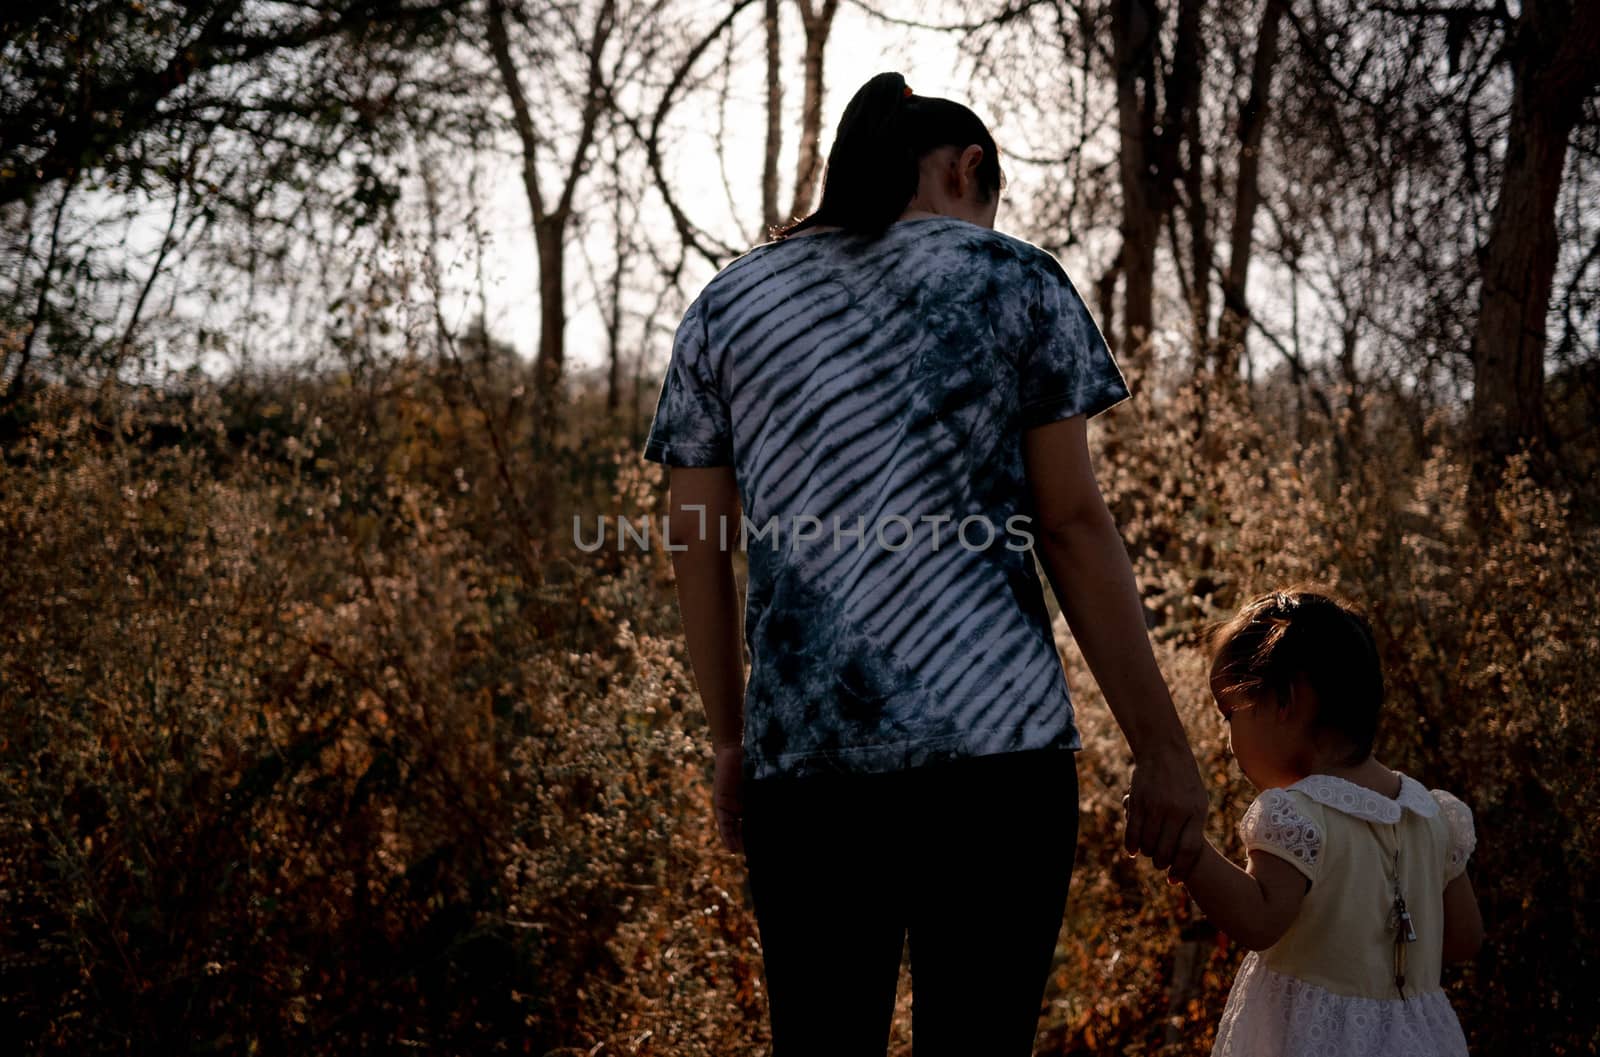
[1205,587,1384,765]
[772,72,1005,242]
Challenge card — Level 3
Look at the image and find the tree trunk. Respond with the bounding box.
[1110,0,1205,371]
[0,172,74,410]
[762,0,783,236]
[605,215,625,414]
[786,0,840,224]
[533,215,567,458]
[1111,0,1161,366]
[1469,0,1599,468]
[1215,0,1287,378]
[487,0,615,473]
[1174,0,1212,366]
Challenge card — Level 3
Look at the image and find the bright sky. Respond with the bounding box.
[125,0,1564,392]
[463,2,969,372]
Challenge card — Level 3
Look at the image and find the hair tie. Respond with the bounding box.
[903,84,914,98]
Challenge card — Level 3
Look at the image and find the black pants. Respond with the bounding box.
[741,747,1079,1057]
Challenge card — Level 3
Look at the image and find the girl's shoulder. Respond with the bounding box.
[1269,773,1478,881]
[1285,772,1439,822]
[1426,787,1478,880]
[1238,786,1327,883]
[1426,786,1473,821]
[1241,784,1322,821]
[1236,774,1441,881]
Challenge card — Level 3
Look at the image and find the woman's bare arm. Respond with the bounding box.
[663,465,745,750]
[1022,413,1209,876]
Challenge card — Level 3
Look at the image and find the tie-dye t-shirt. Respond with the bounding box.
[642,214,1130,782]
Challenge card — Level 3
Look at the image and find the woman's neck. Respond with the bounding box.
[789,207,945,238]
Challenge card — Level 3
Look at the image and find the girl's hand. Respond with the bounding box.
[713,742,745,854]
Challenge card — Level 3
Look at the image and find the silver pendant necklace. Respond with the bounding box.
[1367,819,1417,1001]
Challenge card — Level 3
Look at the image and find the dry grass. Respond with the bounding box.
[0,363,1594,1054]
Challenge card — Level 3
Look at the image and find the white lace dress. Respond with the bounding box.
[1211,773,1477,1057]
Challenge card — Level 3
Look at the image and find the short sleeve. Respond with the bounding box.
[1431,789,1477,881]
[1239,788,1323,884]
[642,297,734,467]
[1017,253,1131,430]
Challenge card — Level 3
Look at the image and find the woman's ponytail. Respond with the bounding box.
[774,72,1003,241]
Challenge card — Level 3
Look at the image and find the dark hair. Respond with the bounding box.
[772,72,1005,242]
[1204,587,1384,764]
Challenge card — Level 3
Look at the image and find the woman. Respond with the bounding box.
[642,71,1207,1056]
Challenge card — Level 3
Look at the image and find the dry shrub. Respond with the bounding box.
[0,378,759,1054]
[0,360,1594,1055]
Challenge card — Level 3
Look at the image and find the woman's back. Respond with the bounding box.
[642,214,1130,783]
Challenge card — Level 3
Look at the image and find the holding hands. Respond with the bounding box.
[1121,740,1209,882]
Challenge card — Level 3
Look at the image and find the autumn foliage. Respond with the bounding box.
[1,359,1595,1054]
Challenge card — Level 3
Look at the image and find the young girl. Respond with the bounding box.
[1171,588,1484,1056]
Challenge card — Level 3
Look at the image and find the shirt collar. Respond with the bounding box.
[1287,772,1438,824]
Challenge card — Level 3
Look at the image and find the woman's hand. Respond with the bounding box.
[713,742,746,854]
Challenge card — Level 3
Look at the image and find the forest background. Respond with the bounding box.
[2,0,1597,1053]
